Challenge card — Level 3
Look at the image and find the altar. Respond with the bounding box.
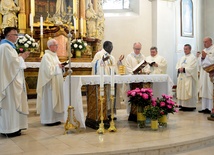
[63,74,174,128]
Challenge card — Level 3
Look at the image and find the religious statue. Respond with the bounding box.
[96,2,105,40]
[85,1,98,38]
[55,0,67,16]
[0,0,20,29]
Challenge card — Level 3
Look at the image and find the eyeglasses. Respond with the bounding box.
[8,34,19,36]
[52,44,58,47]
[134,48,141,51]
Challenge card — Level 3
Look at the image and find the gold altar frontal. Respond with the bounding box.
[85,85,110,129]
[128,82,152,122]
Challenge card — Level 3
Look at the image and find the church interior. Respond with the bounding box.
[1,0,214,154]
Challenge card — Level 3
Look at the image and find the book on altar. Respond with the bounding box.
[149,62,155,66]
[203,64,214,73]
[61,60,69,66]
[132,60,148,74]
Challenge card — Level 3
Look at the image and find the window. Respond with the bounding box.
[102,0,130,10]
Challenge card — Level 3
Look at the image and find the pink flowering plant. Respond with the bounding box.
[127,88,153,107]
[155,94,177,115]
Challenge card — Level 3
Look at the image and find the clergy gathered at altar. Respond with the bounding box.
[1,0,214,139]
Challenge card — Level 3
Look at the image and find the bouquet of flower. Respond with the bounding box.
[71,39,87,51]
[15,34,39,53]
[155,94,177,115]
[127,88,153,107]
[143,105,162,120]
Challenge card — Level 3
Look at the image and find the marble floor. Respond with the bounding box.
[1,101,214,155]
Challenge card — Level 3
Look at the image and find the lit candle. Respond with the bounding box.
[100,65,104,96]
[30,13,33,33]
[73,17,76,34]
[110,66,115,96]
[40,16,43,35]
[80,18,83,35]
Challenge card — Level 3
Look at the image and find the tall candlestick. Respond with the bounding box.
[110,66,115,95]
[73,17,76,35]
[40,16,43,35]
[100,65,104,96]
[80,18,83,35]
[30,13,33,33]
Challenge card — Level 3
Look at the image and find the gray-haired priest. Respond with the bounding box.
[36,39,64,126]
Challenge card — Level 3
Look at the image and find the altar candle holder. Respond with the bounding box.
[97,64,105,134]
[108,66,117,132]
[39,16,44,58]
[108,95,117,132]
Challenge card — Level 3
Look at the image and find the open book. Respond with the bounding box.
[132,60,148,74]
[204,64,214,73]
[61,60,69,66]
[149,62,156,66]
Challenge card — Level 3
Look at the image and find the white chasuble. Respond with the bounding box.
[125,52,149,74]
[146,55,167,74]
[198,45,214,110]
[36,50,64,124]
[0,43,28,133]
[176,53,198,107]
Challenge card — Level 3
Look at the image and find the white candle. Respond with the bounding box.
[31,0,35,16]
[30,13,33,33]
[100,65,104,96]
[80,18,83,35]
[73,17,76,34]
[110,66,115,95]
[40,16,43,35]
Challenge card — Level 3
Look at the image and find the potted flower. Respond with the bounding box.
[127,88,153,127]
[15,34,39,54]
[71,39,87,58]
[155,94,177,126]
[143,105,162,130]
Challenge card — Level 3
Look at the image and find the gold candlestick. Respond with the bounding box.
[64,106,80,134]
[108,95,117,132]
[39,35,44,58]
[97,95,105,134]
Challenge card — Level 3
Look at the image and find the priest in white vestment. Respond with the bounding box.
[0,27,30,137]
[125,42,149,74]
[198,37,214,114]
[36,39,64,125]
[91,41,117,119]
[124,42,149,113]
[176,44,198,111]
[146,46,167,74]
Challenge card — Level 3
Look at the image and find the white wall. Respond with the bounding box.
[203,0,214,40]
[148,0,203,83]
[103,0,205,84]
[103,0,152,61]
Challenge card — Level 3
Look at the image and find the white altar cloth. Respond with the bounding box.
[63,74,174,128]
[25,62,92,68]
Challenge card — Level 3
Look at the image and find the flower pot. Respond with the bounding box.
[158,115,167,127]
[75,50,81,58]
[151,120,158,130]
[137,106,146,128]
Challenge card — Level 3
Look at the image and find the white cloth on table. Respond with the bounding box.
[63,74,174,128]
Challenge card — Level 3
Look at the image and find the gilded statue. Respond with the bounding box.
[85,2,98,38]
[55,0,67,16]
[0,0,20,29]
[96,2,105,40]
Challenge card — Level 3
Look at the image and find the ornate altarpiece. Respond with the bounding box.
[0,0,103,97]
